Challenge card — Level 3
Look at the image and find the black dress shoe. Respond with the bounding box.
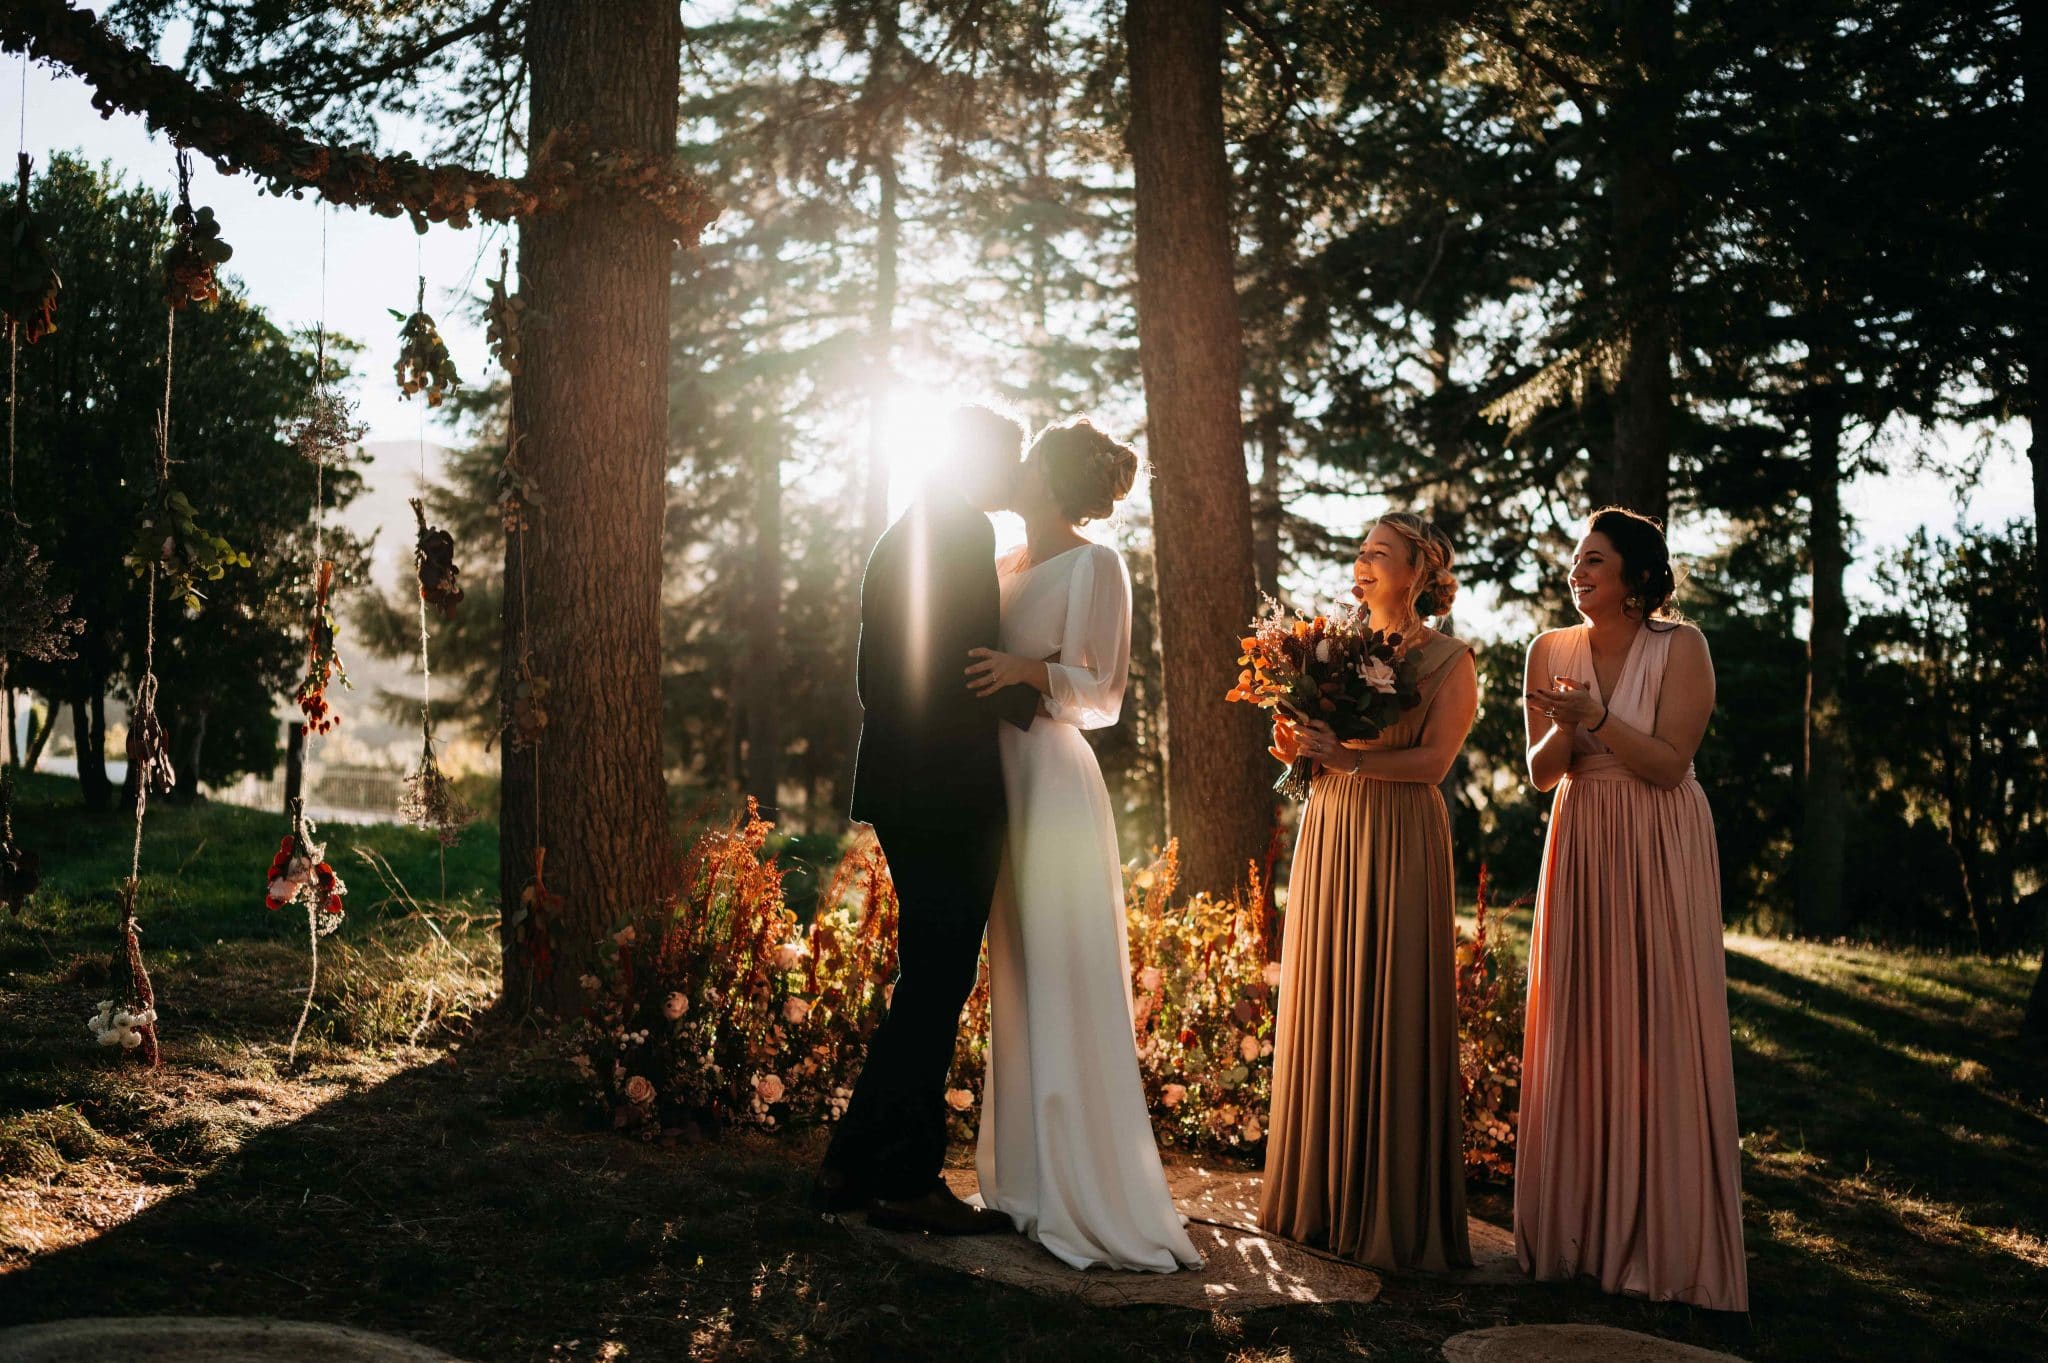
[808,1168,875,1215]
[866,1181,1013,1236]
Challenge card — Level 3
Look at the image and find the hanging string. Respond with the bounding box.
[7,53,23,520]
[416,254,442,895]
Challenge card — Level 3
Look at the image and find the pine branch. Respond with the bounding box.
[0,0,714,238]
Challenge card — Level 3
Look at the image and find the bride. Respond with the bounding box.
[962,418,1202,1274]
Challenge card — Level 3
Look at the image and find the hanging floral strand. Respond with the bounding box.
[109,148,228,1068]
[400,496,473,850]
[292,557,347,734]
[263,797,346,1067]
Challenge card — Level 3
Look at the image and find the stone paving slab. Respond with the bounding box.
[0,1317,473,1363]
[1442,1323,1751,1363]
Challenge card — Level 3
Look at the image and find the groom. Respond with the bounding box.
[814,405,1038,1234]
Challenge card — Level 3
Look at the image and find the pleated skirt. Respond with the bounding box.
[1513,761,1749,1311]
[1260,772,1472,1272]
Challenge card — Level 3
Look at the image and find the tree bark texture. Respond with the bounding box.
[1799,380,1850,937]
[1606,0,1678,525]
[744,434,784,817]
[500,0,680,1019]
[1126,0,1271,894]
[73,691,110,811]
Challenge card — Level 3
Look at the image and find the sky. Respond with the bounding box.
[18,48,2036,627]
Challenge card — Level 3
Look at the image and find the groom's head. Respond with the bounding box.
[940,404,1027,513]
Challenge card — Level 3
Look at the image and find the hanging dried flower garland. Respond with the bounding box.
[393,277,459,407]
[0,771,38,915]
[0,0,718,242]
[0,153,59,343]
[293,557,348,735]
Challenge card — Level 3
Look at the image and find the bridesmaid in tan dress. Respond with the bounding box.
[1517,506,1748,1312]
[1261,512,1477,1273]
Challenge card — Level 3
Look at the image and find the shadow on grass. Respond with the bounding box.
[1722,945,2048,1363]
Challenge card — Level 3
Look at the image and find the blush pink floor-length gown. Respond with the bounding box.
[1513,622,1749,1312]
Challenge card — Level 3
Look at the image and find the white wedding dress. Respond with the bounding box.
[975,541,1203,1273]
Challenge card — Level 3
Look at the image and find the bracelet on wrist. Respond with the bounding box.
[1590,704,1610,734]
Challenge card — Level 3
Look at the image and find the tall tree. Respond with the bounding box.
[1125,0,1268,892]
[499,0,682,1016]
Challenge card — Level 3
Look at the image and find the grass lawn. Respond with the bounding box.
[2,772,2044,1361]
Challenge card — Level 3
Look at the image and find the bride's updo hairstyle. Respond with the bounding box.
[1374,511,1460,619]
[1586,505,1680,625]
[1033,418,1140,526]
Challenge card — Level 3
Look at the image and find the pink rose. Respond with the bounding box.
[774,942,807,972]
[663,992,688,1020]
[1138,966,1163,994]
[945,1088,975,1112]
[755,1073,785,1104]
[1161,1083,1187,1109]
[1132,992,1156,1026]
[783,997,812,1024]
[1240,1035,1260,1063]
[1262,962,1283,989]
[624,1074,655,1106]
[1244,1115,1263,1142]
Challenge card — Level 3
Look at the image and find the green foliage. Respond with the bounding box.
[124,486,250,610]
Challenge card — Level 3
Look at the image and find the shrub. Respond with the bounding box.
[571,812,1525,1177]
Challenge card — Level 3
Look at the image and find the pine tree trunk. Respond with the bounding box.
[1126,0,1269,894]
[1799,380,1850,937]
[499,0,680,1020]
[2020,0,2048,1038]
[74,692,111,812]
[744,436,784,816]
[1606,0,1678,525]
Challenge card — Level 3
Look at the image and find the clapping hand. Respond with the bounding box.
[1526,675,1605,728]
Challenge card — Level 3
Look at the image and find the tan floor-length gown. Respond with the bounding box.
[1514,622,1749,1312]
[1260,631,1474,1273]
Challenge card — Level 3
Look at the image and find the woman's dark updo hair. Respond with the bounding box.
[1032,418,1139,525]
[1586,505,1679,623]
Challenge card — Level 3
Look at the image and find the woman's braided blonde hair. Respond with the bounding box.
[1373,511,1459,619]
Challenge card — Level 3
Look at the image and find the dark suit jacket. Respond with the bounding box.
[848,492,1037,828]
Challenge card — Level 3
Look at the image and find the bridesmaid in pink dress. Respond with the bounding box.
[1516,507,1748,1313]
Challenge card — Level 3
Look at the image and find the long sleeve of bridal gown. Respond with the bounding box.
[975,542,1203,1273]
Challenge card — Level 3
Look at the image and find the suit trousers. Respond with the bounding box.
[821,817,1004,1201]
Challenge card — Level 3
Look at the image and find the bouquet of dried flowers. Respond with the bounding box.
[263,822,346,925]
[125,486,249,610]
[392,281,460,405]
[399,738,474,847]
[1226,597,1422,799]
[163,200,232,310]
[412,498,463,616]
